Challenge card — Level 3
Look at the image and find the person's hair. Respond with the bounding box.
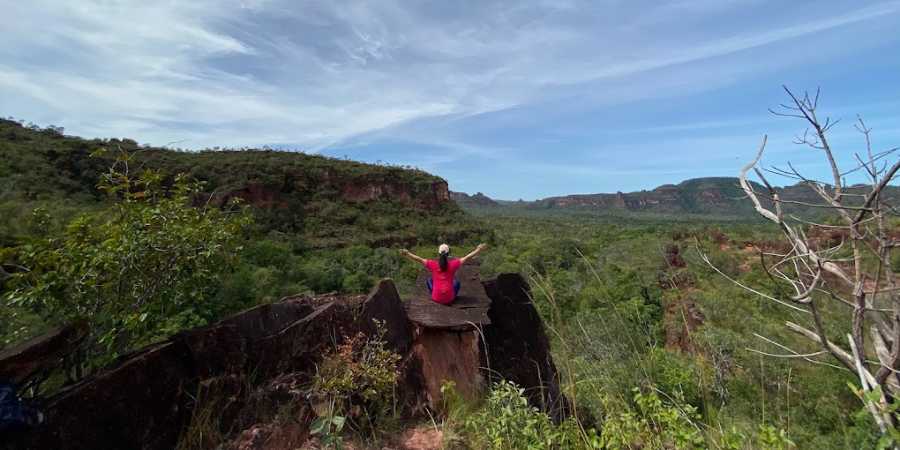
[439,250,449,272]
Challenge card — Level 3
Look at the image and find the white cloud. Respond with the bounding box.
[1,0,899,153]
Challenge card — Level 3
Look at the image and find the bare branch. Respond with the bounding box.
[750,333,847,371]
[849,333,891,434]
[739,136,780,223]
[785,321,854,370]
[698,247,810,314]
[733,88,900,436]
[853,160,900,225]
[790,263,821,304]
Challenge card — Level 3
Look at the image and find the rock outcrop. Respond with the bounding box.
[3,272,566,450]
[535,178,746,214]
[483,273,570,421]
[0,118,481,250]
[209,177,451,212]
[450,177,900,220]
[0,321,88,385]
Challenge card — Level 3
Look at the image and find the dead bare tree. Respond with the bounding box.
[732,86,900,437]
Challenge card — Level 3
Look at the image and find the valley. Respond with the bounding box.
[1,120,885,448]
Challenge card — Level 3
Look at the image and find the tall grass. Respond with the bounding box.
[445,249,798,449]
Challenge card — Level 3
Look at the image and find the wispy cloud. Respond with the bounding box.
[586,1,900,84]
[2,1,899,197]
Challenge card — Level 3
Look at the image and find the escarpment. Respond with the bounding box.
[0,119,481,248]
[2,270,567,450]
[200,160,453,212]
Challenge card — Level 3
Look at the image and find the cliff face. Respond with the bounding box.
[454,176,900,220]
[208,174,450,211]
[3,272,566,450]
[339,177,450,209]
[124,147,455,214]
[537,177,746,213]
[0,119,478,247]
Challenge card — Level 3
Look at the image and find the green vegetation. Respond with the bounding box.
[0,119,884,447]
[311,327,402,446]
[0,119,485,354]
[463,212,877,448]
[443,380,588,449]
[3,148,251,376]
[457,177,900,223]
[0,118,485,249]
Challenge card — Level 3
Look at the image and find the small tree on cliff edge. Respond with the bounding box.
[717,86,900,442]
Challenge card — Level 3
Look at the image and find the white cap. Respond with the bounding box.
[438,243,450,255]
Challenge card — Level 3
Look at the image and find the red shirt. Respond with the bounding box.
[425,258,461,304]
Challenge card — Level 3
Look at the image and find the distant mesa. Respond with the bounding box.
[451,176,900,220]
[450,190,500,208]
[6,118,896,224]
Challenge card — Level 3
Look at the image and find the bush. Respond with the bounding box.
[310,327,402,441]
[644,347,709,409]
[447,380,589,450]
[3,150,251,373]
[599,388,705,449]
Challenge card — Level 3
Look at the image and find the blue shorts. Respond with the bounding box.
[426,278,461,297]
[0,382,43,432]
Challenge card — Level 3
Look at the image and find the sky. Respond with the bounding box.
[3,1,900,200]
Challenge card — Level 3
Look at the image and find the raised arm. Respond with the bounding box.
[399,249,427,265]
[459,243,487,265]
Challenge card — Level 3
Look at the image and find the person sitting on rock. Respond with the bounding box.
[400,243,487,305]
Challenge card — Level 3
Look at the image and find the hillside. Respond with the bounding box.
[457,176,900,220]
[450,191,500,208]
[0,118,888,448]
[0,119,485,248]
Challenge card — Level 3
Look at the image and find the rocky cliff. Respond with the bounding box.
[0,119,481,247]
[455,177,900,220]
[1,270,566,450]
[536,177,747,214]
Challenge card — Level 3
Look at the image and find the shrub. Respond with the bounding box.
[645,347,709,409]
[3,149,251,374]
[600,388,705,449]
[310,327,402,441]
[448,380,589,450]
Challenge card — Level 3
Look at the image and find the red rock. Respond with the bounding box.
[5,272,567,449]
[0,321,88,385]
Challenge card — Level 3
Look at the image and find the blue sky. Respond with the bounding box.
[3,1,900,199]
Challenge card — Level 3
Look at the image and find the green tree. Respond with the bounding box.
[4,149,251,374]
